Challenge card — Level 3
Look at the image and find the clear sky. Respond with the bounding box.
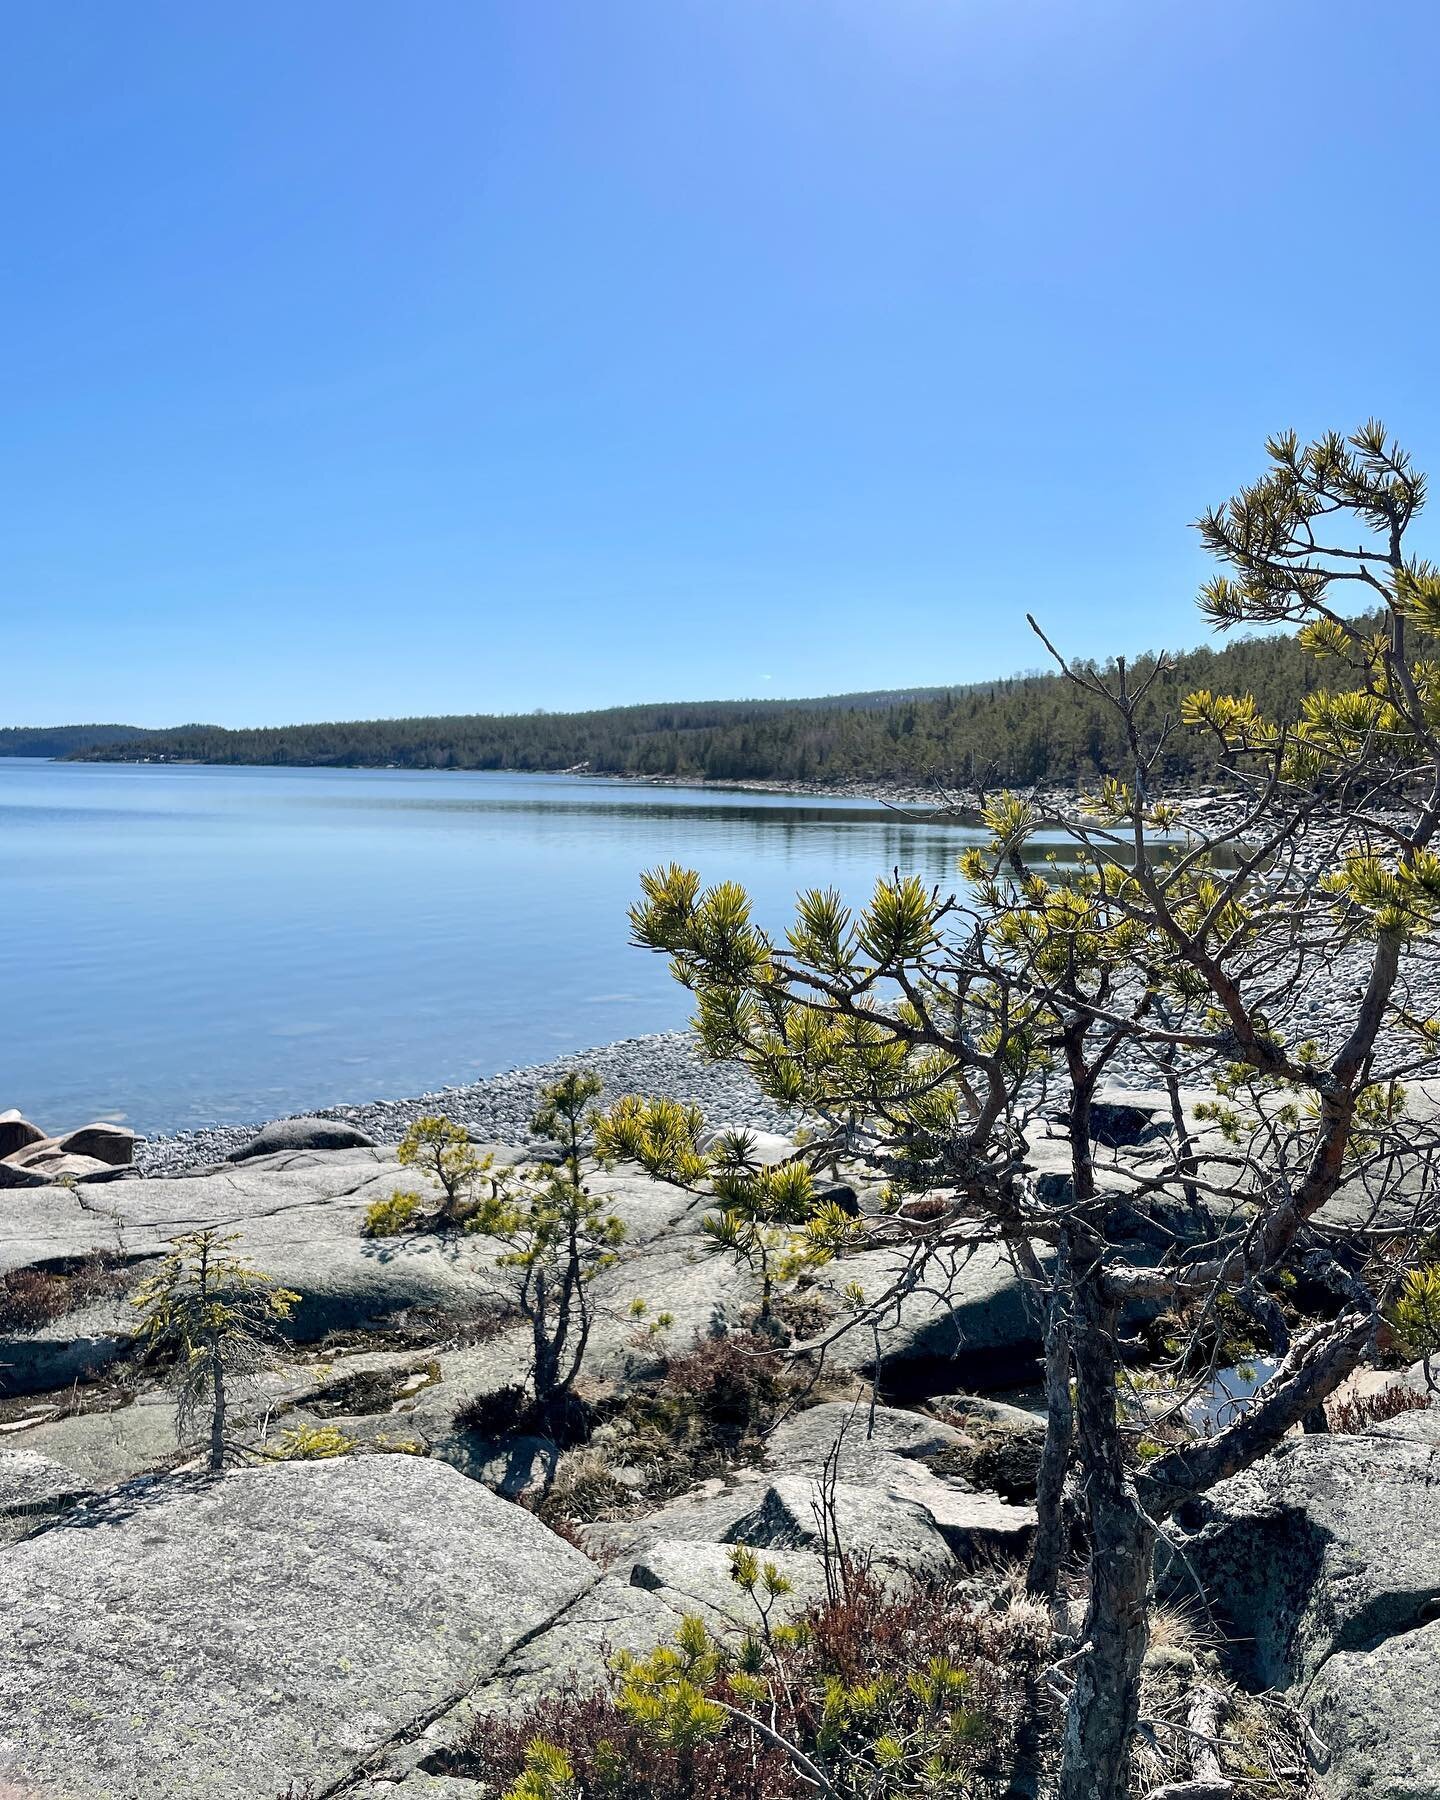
[5,1,1439,728]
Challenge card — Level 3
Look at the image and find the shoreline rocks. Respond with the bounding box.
[131,1032,800,1177]
[0,1112,135,1188]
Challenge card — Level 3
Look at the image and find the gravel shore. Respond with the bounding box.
[135,1031,796,1176]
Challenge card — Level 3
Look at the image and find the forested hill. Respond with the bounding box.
[0,724,156,757]
[68,625,1358,786]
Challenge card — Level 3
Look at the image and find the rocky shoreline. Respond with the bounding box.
[134,1031,798,1176]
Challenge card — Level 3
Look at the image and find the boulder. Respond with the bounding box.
[0,1455,600,1799]
[0,1112,46,1159]
[1088,1096,1167,1148]
[1305,1617,1440,1799]
[804,1239,1047,1389]
[759,1400,1036,1543]
[763,1399,969,1474]
[227,1115,379,1160]
[591,1467,960,1580]
[0,1159,53,1190]
[1165,1433,1440,1686]
[629,1539,825,1631]
[927,1394,1046,1437]
[0,1146,127,1185]
[57,1123,136,1166]
[3,1139,62,1168]
[724,1474,961,1576]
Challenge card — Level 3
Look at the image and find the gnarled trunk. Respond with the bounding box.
[1027,1235,1073,1599]
[1059,1264,1155,1800]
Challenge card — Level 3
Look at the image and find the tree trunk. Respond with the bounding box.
[209,1340,226,1473]
[1059,1266,1155,1800]
[1027,1238,1073,1598]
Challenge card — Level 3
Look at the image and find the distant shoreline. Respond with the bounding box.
[26,750,1093,822]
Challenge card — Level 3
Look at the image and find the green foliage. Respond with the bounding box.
[704,1160,830,1323]
[1392,1264,1440,1362]
[534,1069,605,1182]
[460,1567,1050,1800]
[595,1094,710,1184]
[131,1229,300,1470]
[267,1423,357,1460]
[505,1739,580,1800]
[617,424,1440,1800]
[613,1616,731,1752]
[460,1072,626,1415]
[362,1190,425,1237]
[397,1115,499,1224]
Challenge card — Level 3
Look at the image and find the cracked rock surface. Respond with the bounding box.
[0,1457,599,1800]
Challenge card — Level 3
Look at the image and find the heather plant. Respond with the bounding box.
[451,1565,1051,1800]
[1325,1380,1430,1433]
[626,424,1440,1800]
[131,1230,299,1472]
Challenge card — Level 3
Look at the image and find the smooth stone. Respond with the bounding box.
[57,1123,136,1167]
[0,1112,47,1160]
[1305,1617,1440,1799]
[227,1116,379,1160]
[764,1399,969,1470]
[0,1455,599,1799]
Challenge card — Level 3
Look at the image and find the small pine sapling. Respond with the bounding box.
[703,1160,820,1328]
[132,1229,299,1472]
[532,1070,605,1184]
[396,1115,493,1227]
[364,1116,510,1235]
[467,1072,625,1432]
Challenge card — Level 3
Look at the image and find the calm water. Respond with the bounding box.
[0,760,1010,1136]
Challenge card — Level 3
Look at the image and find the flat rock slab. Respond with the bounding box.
[0,1455,598,1799]
[1,1153,705,1388]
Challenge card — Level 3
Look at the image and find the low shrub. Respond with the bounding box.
[0,1255,131,1334]
[455,1381,537,1439]
[266,1423,357,1460]
[531,1447,637,1526]
[444,1567,1053,1798]
[1326,1381,1430,1433]
[362,1190,425,1238]
[659,1333,787,1430]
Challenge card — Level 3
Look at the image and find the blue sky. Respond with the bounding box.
[4,1,1439,728]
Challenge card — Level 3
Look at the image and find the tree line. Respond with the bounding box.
[63,624,1364,786]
